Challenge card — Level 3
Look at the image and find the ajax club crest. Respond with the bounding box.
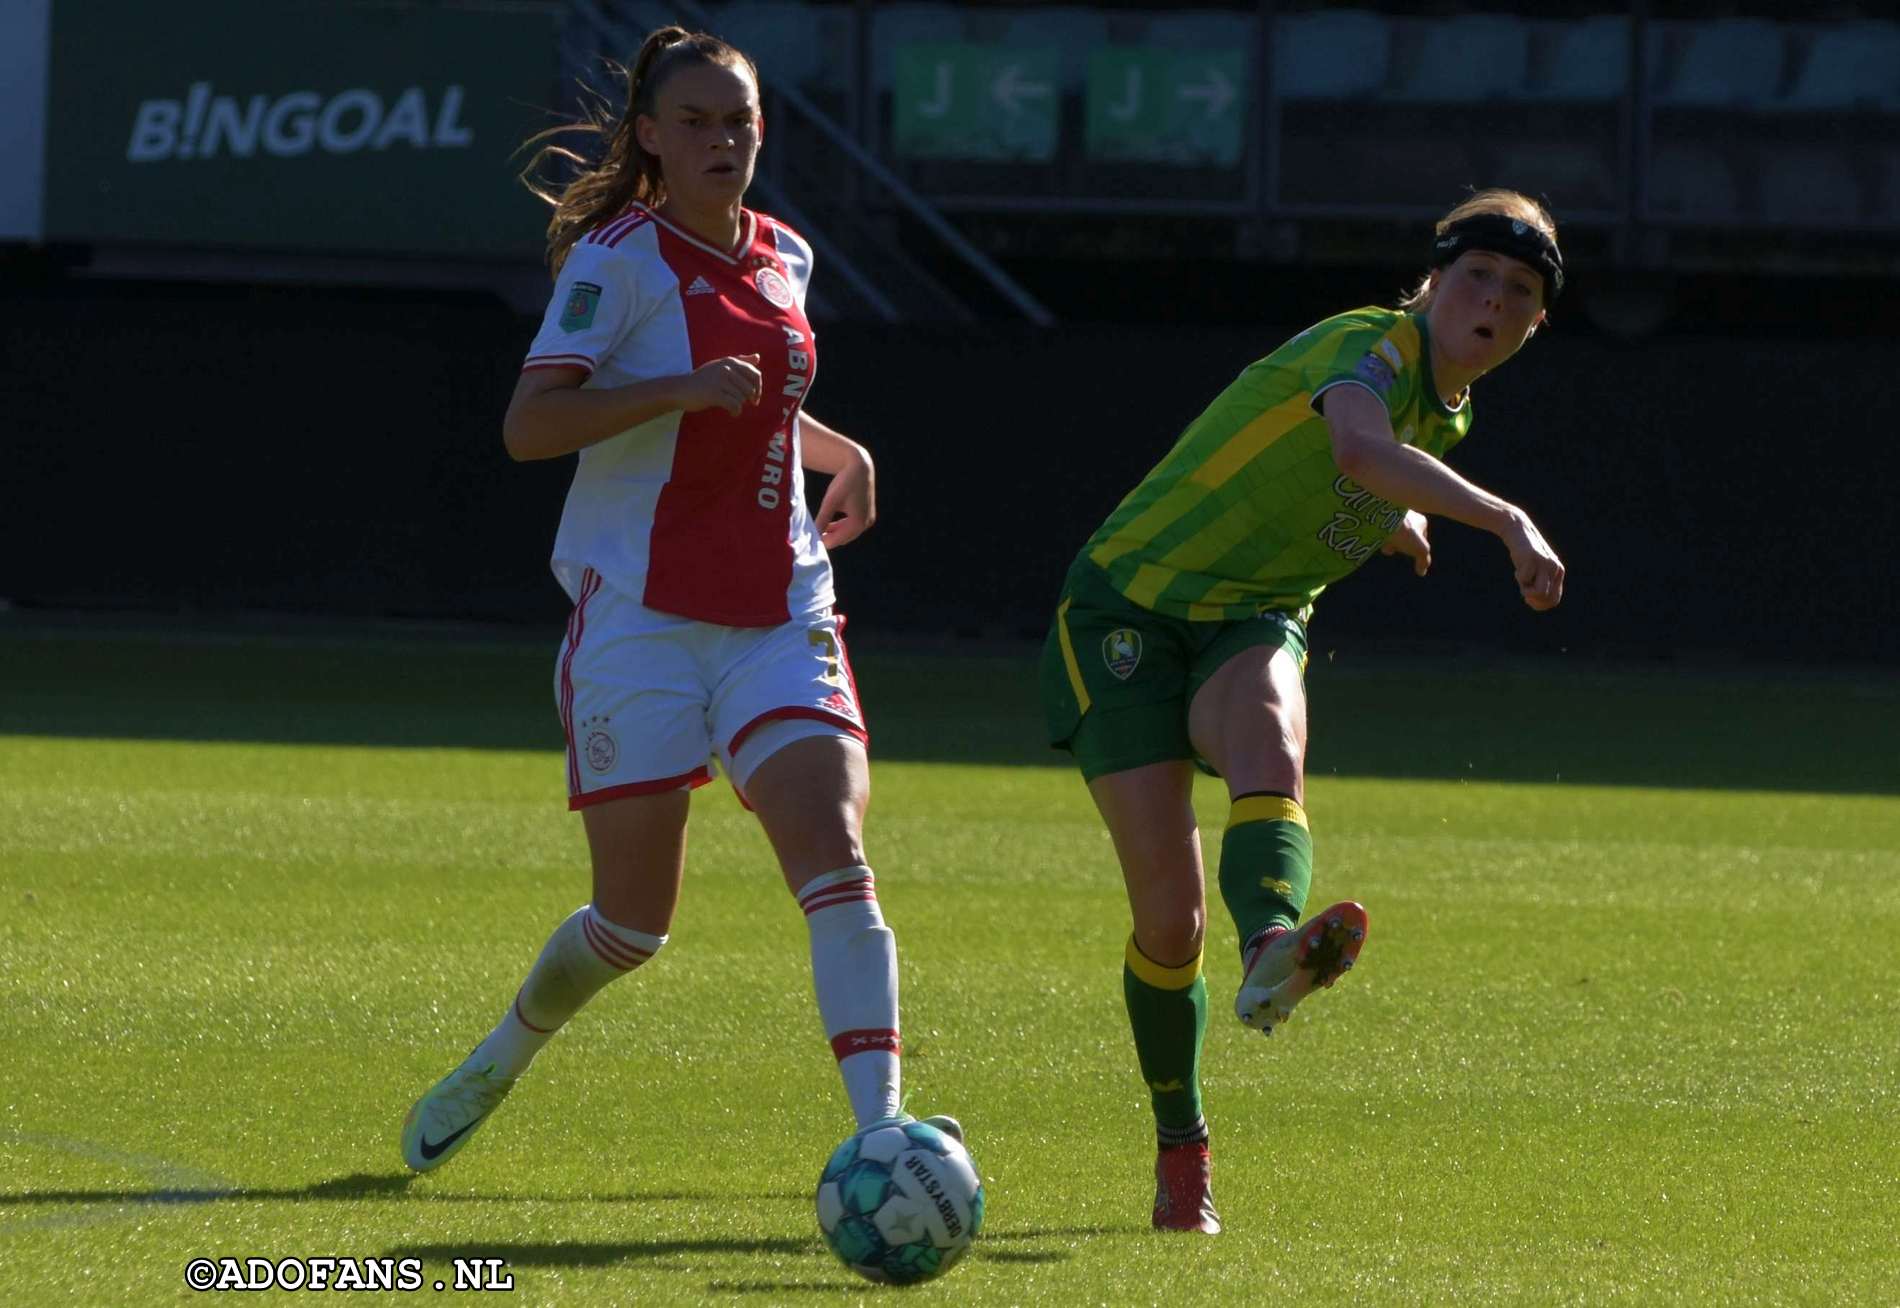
[578,716,618,773]
[1102,628,1142,681]
[754,266,794,308]
[585,730,617,773]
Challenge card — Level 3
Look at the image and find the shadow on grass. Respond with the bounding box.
[6,1163,1097,1273]
[384,1238,815,1269]
[978,1248,1076,1264]
[385,1235,1084,1279]
[0,1173,810,1207]
[981,1225,1133,1242]
[1,1173,397,1207]
[5,619,1897,794]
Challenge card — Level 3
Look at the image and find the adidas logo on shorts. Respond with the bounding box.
[685,276,716,296]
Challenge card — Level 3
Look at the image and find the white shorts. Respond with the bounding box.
[554,567,867,810]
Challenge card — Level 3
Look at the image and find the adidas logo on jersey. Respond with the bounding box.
[685,276,716,297]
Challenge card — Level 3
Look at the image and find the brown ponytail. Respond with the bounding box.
[519,26,759,275]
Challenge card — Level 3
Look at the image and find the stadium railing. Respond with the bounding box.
[634,2,1898,275]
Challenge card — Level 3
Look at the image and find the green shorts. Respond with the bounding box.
[1038,559,1309,782]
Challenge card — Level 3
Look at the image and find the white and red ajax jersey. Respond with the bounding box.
[523,204,828,627]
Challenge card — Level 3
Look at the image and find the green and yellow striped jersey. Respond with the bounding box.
[1083,306,1473,622]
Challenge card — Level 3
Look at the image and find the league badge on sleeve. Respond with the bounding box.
[1102,629,1143,681]
[560,281,602,332]
[1354,351,1396,396]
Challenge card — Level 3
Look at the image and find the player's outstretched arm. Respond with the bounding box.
[799,412,876,549]
[1323,385,1564,610]
[502,354,763,461]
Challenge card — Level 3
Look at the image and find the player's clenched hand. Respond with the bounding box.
[1503,511,1565,611]
[1380,510,1432,576]
[674,354,762,416]
[815,448,876,549]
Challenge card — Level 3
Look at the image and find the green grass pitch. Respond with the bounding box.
[2,622,1897,1303]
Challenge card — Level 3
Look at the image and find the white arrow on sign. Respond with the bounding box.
[992,64,1052,115]
[918,62,953,118]
[1106,66,1143,122]
[1178,66,1235,117]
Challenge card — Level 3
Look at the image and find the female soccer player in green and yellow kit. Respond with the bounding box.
[1039,189,1567,1234]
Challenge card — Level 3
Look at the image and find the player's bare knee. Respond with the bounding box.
[1133,906,1205,968]
[1260,704,1302,762]
[773,817,866,890]
[1225,711,1302,789]
[588,864,678,937]
[1274,736,1305,783]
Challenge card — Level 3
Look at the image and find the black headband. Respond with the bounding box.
[1430,213,1564,302]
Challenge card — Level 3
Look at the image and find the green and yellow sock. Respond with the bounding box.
[1122,937,1209,1148]
[1216,792,1313,963]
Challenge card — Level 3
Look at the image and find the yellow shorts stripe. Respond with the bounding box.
[1055,598,1091,716]
[1230,794,1307,830]
[1125,936,1203,990]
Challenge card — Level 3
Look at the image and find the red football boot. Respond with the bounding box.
[1152,1141,1221,1234]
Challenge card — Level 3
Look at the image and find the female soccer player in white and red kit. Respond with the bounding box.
[401,26,952,1172]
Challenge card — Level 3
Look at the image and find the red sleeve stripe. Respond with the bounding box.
[587,209,632,244]
[581,912,653,971]
[829,1028,901,1061]
[601,214,648,246]
[590,210,651,248]
[524,353,594,376]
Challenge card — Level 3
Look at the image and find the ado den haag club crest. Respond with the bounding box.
[1102,628,1142,681]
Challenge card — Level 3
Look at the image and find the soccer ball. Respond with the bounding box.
[815,1117,984,1284]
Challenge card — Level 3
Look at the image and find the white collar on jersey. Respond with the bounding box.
[635,204,757,264]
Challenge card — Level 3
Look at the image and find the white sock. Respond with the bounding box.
[469,905,665,1079]
[798,866,902,1127]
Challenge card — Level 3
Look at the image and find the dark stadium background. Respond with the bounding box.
[5,0,1896,663]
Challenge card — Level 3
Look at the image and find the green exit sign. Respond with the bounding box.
[1086,50,1247,165]
[892,45,1059,161]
